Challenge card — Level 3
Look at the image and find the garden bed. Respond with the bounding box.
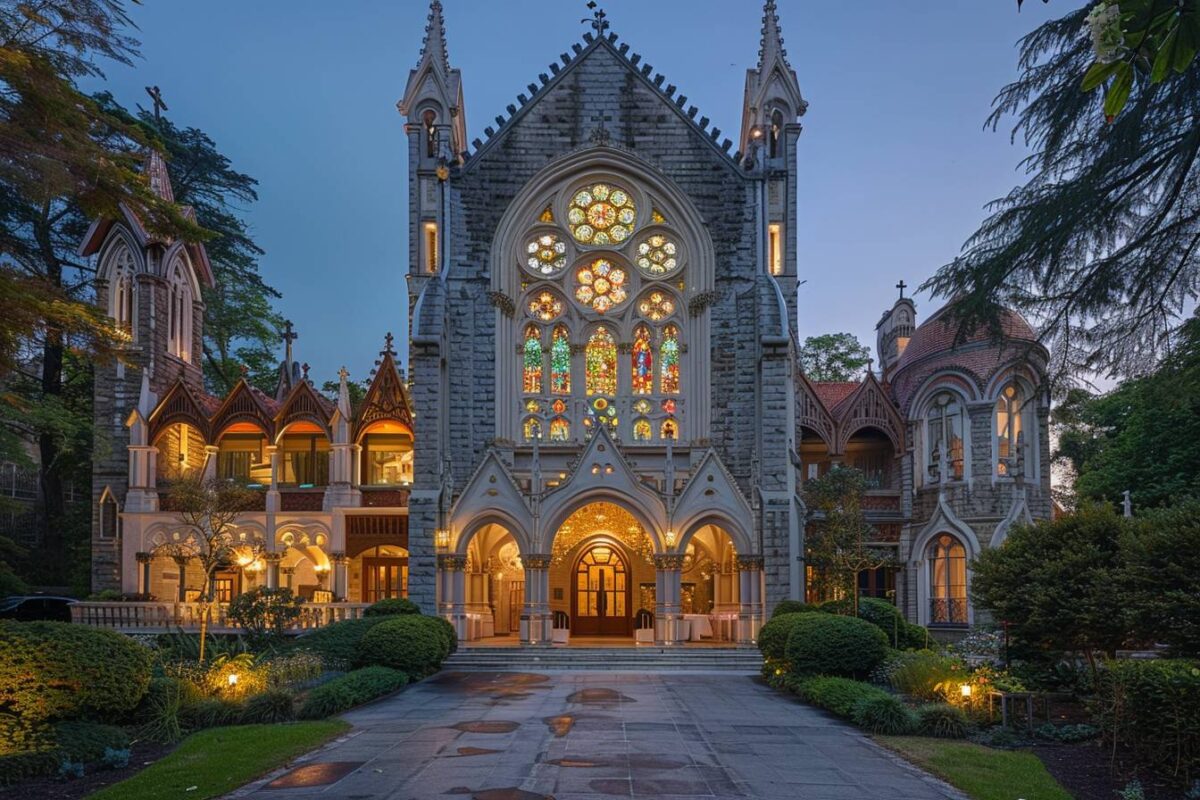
[1031,741,1191,800]
[5,740,174,800]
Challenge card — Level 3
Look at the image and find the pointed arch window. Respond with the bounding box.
[660,324,680,394]
[523,417,542,442]
[660,417,679,441]
[996,384,1031,477]
[107,246,136,338]
[585,326,617,396]
[632,418,652,441]
[928,534,967,625]
[167,259,191,361]
[631,325,653,395]
[522,325,543,394]
[926,393,965,482]
[549,417,570,442]
[550,325,571,394]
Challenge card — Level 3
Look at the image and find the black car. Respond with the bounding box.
[0,595,77,622]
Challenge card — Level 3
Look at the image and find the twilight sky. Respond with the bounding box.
[87,0,1081,385]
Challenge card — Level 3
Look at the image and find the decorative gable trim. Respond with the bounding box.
[148,379,211,441]
[795,372,836,449]
[672,449,755,554]
[449,449,533,554]
[209,380,275,439]
[834,373,905,454]
[354,351,414,439]
[275,380,333,439]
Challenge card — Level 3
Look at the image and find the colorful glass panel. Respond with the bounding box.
[633,417,652,441]
[539,206,554,223]
[574,258,628,314]
[661,417,679,440]
[552,398,567,414]
[523,417,542,441]
[549,417,570,442]
[585,327,617,396]
[633,398,652,414]
[660,324,680,394]
[522,326,542,394]
[528,291,563,321]
[551,325,571,394]
[651,208,666,224]
[526,233,568,275]
[568,183,636,245]
[637,290,676,321]
[636,234,679,275]
[631,325,653,395]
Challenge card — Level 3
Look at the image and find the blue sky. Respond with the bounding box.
[88,0,1081,385]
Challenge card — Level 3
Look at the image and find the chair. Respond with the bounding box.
[552,610,570,645]
[634,608,654,644]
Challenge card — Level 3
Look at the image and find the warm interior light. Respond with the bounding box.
[960,683,972,698]
[665,529,677,547]
[750,125,763,139]
[435,528,450,549]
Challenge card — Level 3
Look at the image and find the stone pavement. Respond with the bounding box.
[233,671,966,800]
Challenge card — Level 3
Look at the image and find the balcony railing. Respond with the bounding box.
[70,601,369,633]
[929,597,969,626]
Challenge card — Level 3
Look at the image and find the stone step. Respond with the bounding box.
[443,647,764,672]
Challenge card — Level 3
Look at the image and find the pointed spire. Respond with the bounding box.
[145,149,175,203]
[758,0,790,71]
[741,0,806,154]
[418,0,451,74]
[336,366,351,417]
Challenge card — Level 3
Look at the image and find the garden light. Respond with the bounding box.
[960,683,972,699]
[228,673,239,688]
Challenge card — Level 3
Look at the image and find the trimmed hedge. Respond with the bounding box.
[819,597,927,650]
[364,598,422,617]
[355,615,447,675]
[792,676,893,719]
[298,666,409,720]
[297,617,388,667]
[0,621,152,724]
[916,703,970,738]
[783,613,889,678]
[239,689,296,725]
[758,612,809,665]
[1095,658,1200,783]
[852,695,917,735]
[771,600,808,618]
[429,615,459,656]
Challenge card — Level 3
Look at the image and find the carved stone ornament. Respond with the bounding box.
[654,554,686,570]
[688,291,717,316]
[488,291,516,317]
[437,554,469,571]
[735,554,765,571]
[524,554,552,570]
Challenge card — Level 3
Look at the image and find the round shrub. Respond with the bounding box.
[916,703,970,738]
[227,587,304,644]
[852,695,918,735]
[772,600,808,618]
[792,676,892,718]
[819,597,927,650]
[239,689,295,724]
[364,598,422,616]
[757,612,809,664]
[355,615,447,676]
[428,615,458,656]
[297,617,389,668]
[298,666,408,720]
[0,621,152,723]
[783,613,889,678]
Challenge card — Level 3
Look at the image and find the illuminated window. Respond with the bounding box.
[424,222,438,273]
[523,417,542,441]
[927,393,966,482]
[636,290,675,321]
[167,259,191,361]
[522,325,542,394]
[635,233,678,276]
[660,417,679,440]
[422,109,437,157]
[660,324,680,394]
[107,246,136,337]
[526,233,568,275]
[364,433,413,485]
[928,534,967,625]
[217,433,267,486]
[585,327,617,396]
[528,291,563,322]
[568,182,635,245]
[574,258,628,314]
[631,325,653,395]
[996,384,1030,476]
[279,433,330,487]
[768,223,783,276]
[633,417,652,441]
[549,417,570,442]
[550,325,571,394]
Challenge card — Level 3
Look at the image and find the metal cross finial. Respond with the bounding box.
[896,279,907,299]
[145,85,168,123]
[866,356,874,376]
[301,362,310,380]
[584,1,609,33]
[281,320,298,363]
[382,331,396,357]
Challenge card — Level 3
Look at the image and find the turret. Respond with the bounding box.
[875,283,917,382]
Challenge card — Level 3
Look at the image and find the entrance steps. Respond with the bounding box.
[443,646,763,673]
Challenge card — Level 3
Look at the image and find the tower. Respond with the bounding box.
[875,287,917,382]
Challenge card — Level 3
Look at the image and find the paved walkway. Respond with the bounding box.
[234,671,965,800]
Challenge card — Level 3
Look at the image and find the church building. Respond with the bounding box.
[85,1,1051,645]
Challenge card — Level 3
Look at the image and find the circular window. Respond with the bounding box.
[636,289,676,321]
[527,290,564,322]
[568,183,636,245]
[526,232,568,275]
[574,258,629,314]
[635,233,679,276]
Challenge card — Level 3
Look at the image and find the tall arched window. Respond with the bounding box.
[660,324,680,394]
[927,534,967,625]
[631,325,652,394]
[926,392,966,482]
[106,246,136,338]
[167,259,191,361]
[422,109,437,158]
[549,417,570,442]
[585,327,617,396]
[550,325,571,394]
[522,325,543,394]
[996,384,1031,477]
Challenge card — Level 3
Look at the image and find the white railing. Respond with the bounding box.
[70,601,370,632]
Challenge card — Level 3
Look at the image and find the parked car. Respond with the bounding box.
[0,595,77,622]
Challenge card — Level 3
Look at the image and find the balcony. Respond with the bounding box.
[929,597,969,626]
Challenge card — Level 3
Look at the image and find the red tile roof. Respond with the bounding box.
[812,381,860,411]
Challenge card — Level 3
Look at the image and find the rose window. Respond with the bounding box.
[528,291,563,321]
[568,183,636,245]
[635,234,678,275]
[637,290,675,321]
[526,233,568,275]
[574,258,628,313]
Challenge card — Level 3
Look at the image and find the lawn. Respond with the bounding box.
[88,721,350,800]
[877,736,1072,800]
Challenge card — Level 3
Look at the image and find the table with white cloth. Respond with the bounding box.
[710,612,738,642]
[683,614,713,641]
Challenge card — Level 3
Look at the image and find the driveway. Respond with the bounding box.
[233,671,965,800]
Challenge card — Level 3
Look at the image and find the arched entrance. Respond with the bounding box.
[571,541,631,636]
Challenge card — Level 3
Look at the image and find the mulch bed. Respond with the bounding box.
[9,740,174,800]
[1031,740,1189,800]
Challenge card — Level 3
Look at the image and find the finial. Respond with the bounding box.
[866,356,874,377]
[301,362,310,380]
[338,366,349,382]
[583,1,609,34]
[418,0,451,73]
[896,279,907,300]
[281,320,298,364]
[144,85,168,124]
[381,331,396,357]
[758,0,790,70]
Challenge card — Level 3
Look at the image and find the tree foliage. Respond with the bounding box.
[924,2,1200,382]
[798,332,871,382]
[1123,502,1200,657]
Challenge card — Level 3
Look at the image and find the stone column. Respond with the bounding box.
[264,552,282,590]
[332,552,348,601]
[265,445,280,513]
[654,554,684,645]
[136,552,151,597]
[521,554,552,646]
[173,555,190,602]
[736,554,765,647]
[437,554,469,641]
[281,566,295,591]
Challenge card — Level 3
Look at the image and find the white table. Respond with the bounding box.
[684,614,713,641]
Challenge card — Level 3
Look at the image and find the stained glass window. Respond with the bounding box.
[661,417,679,440]
[631,325,653,395]
[522,325,542,394]
[526,233,568,275]
[525,399,542,413]
[660,324,680,394]
[633,399,652,414]
[552,398,567,414]
[549,417,570,442]
[524,417,542,441]
[636,234,678,275]
[539,206,554,223]
[551,325,571,394]
[574,258,628,314]
[568,183,636,245]
[651,208,666,224]
[633,417,652,441]
[637,290,675,321]
[528,291,563,322]
[585,327,617,396]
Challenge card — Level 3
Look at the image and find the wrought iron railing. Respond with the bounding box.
[929,597,968,625]
[71,601,369,632]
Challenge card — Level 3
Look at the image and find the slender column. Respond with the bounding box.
[281,566,296,591]
[265,445,280,513]
[736,554,765,647]
[202,445,219,482]
[173,555,190,602]
[263,552,282,590]
[437,554,469,641]
[332,552,348,601]
[136,552,151,596]
[654,554,684,646]
[521,554,552,646]
[350,444,363,487]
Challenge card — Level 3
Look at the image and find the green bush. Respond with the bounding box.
[297,617,388,668]
[180,698,242,731]
[364,598,422,616]
[263,652,325,689]
[792,676,893,719]
[298,666,409,720]
[52,721,130,764]
[852,695,918,735]
[228,587,305,646]
[783,613,889,678]
[757,612,809,667]
[882,650,964,701]
[355,615,446,675]
[1095,658,1200,784]
[772,600,808,618]
[239,689,295,724]
[0,720,130,784]
[916,703,970,738]
[428,615,459,656]
[0,621,152,724]
[819,597,927,650]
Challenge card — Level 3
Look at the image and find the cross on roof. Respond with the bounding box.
[896,280,907,299]
[584,1,609,33]
[281,320,298,364]
[145,85,168,123]
[381,331,396,357]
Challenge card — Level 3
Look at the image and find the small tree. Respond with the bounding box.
[228,587,304,648]
[166,476,261,662]
[803,466,895,617]
[798,333,871,382]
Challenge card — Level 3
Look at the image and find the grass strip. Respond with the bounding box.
[876,736,1072,800]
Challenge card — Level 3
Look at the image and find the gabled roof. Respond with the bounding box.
[355,340,413,439]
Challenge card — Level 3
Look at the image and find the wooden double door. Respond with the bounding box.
[361,556,408,602]
[571,543,631,636]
